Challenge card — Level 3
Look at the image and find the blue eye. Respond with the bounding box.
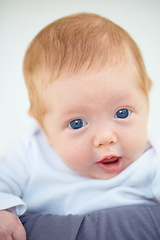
[115,108,131,119]
[68,119,87,129]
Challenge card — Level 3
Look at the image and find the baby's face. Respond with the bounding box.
[42,64,148,179]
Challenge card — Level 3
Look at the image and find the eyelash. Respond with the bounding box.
[68,108,132,130]
[68,119,87,130]
[114,108,132,119]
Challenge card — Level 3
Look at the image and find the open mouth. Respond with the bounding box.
[101,157,119,164]
[97,156,123,173]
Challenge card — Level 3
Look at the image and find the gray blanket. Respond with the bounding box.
[20,205,160,240]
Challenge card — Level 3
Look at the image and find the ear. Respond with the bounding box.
[28,108,51,144]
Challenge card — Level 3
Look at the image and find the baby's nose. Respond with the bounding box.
[93,128,117,148]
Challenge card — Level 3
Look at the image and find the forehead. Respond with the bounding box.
[44,63,144,110]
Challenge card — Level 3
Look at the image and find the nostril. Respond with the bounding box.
[94,139,116,148]
[93,131,117,148]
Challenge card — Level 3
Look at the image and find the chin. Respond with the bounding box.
[88,172,119,180]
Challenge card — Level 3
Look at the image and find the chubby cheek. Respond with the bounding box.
[58,139,92,172]
[122,128,148,161]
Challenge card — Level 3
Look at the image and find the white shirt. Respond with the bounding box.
[0,124,160,216]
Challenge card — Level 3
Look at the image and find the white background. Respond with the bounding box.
[0,0,160,156]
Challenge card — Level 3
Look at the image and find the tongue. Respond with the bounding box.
[102,157,118,164]
[97,157,123,173]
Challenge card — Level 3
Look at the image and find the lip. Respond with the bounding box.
[96,155,123,173]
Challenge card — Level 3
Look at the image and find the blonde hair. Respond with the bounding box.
[23,12,152,123]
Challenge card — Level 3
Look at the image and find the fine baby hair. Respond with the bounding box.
[23,12,152,124]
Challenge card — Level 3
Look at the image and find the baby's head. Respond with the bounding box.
[23,12,152,123]
[23,13,152,179]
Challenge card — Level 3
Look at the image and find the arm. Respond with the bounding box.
[0,141,28,215]
[0,134,31,239]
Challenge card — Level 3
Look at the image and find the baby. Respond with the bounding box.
[0,12,159,240]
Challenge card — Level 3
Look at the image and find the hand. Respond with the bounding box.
[0,210,26,240]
